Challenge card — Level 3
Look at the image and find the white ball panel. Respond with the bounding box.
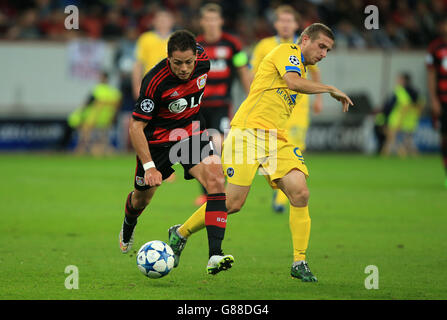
[166,256,174,269]
[145,250,160,263]
[150,241,165,251]
[137,265,148,275]
[152,260,168,272]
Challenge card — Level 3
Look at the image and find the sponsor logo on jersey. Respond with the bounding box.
[140,99,154,113]
[226,167,234,177]
[168,98,188,113]
[216,46,230,59]
[276,88,296,107]
[196,74,207,89]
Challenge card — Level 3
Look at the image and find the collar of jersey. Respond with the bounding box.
[275,34,298,44]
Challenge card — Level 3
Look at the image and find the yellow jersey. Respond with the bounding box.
[135,31,170,73]
[231,43,307,140]
[251,35,318,75]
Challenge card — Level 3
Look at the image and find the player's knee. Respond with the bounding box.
[204,171,226,194]
[288,187,310,207]
[226,198,244,214]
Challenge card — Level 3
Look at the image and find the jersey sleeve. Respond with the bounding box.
[271,44,306,78]
[132,72,159,122]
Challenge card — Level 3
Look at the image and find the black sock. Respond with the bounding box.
[204,193,227,257]
[122,192,144,242]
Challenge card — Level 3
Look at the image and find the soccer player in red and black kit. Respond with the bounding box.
[427,18,447,188]
[194,3,252,205]
[119,30,234,275]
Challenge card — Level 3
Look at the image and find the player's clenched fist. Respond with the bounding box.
[145,167,162,186]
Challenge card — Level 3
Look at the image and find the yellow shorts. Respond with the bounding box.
[221,127,309,189]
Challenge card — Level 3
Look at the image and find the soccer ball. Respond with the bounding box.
[136,240,175,279]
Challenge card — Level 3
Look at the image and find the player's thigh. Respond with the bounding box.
[262,141,309,189]
[221,127,260,187]
[276,169,309,207]
[225,183,251,214]
[188,155,225,194]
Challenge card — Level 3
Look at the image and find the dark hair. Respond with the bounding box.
[298,23,334,44]
[167,30,197,57]
[400,72,412,86]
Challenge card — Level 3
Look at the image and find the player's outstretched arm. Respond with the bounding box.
[283,72,353,112]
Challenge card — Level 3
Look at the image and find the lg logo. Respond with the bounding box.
[168,92,204,114]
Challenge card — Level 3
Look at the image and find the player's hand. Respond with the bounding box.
[144,167,162,187]
[329,87,354,112]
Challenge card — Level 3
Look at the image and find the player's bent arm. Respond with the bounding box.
[128,118,162,186]
[283,72,353,112]
[283,71,334,94]
[129,118,152,164]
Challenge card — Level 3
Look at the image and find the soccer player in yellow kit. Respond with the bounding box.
[132,9,175,99]
[168,23,353,282]
[251,5,323,213]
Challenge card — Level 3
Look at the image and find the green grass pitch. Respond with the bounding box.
[1,152,446,300]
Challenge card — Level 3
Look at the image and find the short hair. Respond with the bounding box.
[167,30,197,56]
[274,4,300,23]
[200,3,222,18]
[297,23,334,44]
[400,72,412,85]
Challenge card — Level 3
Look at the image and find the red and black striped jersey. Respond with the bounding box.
[197,32,247,108]
[132,45,210,145]
[427,38,447,103]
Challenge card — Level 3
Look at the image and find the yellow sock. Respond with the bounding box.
[275,189,288,205]
[177,203,206,238]
[289,205,311,262]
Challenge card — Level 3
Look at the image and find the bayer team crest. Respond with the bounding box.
[288,55,300,66]
[140,99,154,113]
[197,74,207,89]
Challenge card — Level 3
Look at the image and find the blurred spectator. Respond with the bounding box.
[334,20,367,49]
[381,72,424,157]
[0,0,446,50]
[74,71,122,156]
[367,20,408,49]
[131,8,175,99]
[114,26,138,151]
[6,9,41,40]
[102,9,124,40]
[39,8,67,41]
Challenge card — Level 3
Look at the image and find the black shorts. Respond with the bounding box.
[201,106,230,134]
[134,137,215,190]
[441,103,447,134]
